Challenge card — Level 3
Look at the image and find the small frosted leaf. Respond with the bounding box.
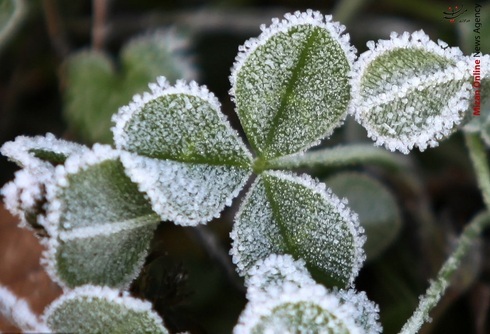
[325,172,402,260]
[113,78,252,225]
[44,285,168,334]
[43,145,160,288]
[0,133,88,169]
[231,170,365,287]
[236,255,382,334]
[245,254,316,301]
[335,289,382,334]
[235,285,365,334]
[0,134,88,230]
[230,10,355,159]
[63,29,197,144]
[350,30,473,154]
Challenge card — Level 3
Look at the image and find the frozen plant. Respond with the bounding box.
[1,8,490,334]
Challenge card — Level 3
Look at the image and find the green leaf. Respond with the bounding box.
[230,10,355,160]
[325,172,402,261]
[63,30,196,144]
[231,170,365,287]
[44,285,168,334]
[43,145,159,288]
[113,78,252,226]
[235,254,381,334]
[350,30,473,154]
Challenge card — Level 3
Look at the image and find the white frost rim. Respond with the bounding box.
[229,9,357,97]
[42,285,166,331]
[349,30,472,154]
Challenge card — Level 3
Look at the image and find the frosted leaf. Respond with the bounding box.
[235,255,381,333]
[43,145,160,288]
[335,289,382,334]
[43,285,168,334]
[113,78,252,225]
[325,172,402,261]
[0,134,88,230]
[235,284,364,334]
[0,284,50,332]
[120,152,250,226]
[63,29,197,144]
[350,30,473,154]
[231,170,365,287]
[230,9,356,159]
[0,133,88,169]
[245,254,316,301]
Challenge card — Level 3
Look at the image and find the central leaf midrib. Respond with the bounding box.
[262,176,299,257]
[262,28,320,159]
[61,212,160,239]
[365,74,467,110]
[134,151,251,169]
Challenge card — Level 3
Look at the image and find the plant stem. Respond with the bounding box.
[0,0,26,51]
[465,132,490,209]
[42,0,70,58]
[265,144,409,171]
[92,0,111,51]
[399,211,490,334]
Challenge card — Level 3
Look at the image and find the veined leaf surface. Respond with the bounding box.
[231,170,365,287]
[113,78,252,226]
[230,10,355,159]
[43,145,159,288]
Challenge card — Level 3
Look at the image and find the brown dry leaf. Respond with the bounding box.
[0,205,62,332]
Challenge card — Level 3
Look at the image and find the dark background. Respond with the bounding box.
[0,0,489,333]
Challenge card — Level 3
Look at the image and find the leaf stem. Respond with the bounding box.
[265,144,409,171]
[399,211,490,334]
[465,132,490,209]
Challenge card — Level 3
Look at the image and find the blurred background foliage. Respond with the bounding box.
[0,0,489,333]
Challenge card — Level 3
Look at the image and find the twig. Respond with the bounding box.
[399,211,490,334]
[92,0,111,51]
[465,132,490,210]
[42,0,70,58]
[186,225,245,293]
